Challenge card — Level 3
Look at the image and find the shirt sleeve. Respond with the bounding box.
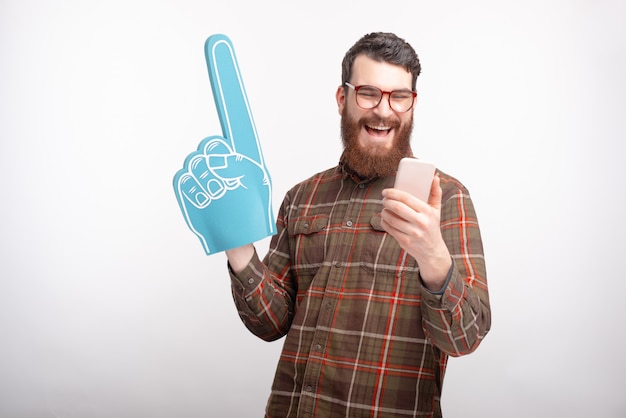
[420,178,491,356]
[228,198,296,342]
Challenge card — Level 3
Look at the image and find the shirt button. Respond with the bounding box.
[325,302,332,309]
[248,278,255,284]
[315,344,322,351]
[346,220,353,227]
[305,385,313,392]
[359,183,365,189]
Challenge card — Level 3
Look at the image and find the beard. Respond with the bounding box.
[339,108,414,179]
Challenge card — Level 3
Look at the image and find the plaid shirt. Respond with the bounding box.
[229,164,491,417]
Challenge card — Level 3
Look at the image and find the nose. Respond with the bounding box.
[372,92,395,117]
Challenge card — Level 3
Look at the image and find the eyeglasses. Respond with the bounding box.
[344,82,417,113]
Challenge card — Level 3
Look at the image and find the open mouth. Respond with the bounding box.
[365,124,393,138]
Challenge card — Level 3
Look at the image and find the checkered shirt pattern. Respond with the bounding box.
[229,165,491,418]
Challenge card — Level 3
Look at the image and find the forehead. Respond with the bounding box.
[351,55,412,90]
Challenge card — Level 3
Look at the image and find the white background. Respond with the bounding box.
[2,1,625,417]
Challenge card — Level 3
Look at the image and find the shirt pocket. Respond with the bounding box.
[360,214,420,278]
[287,214,330,278]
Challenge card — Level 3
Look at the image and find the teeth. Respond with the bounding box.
[368,125,390,131]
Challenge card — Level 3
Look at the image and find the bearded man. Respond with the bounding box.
[225,32,491,418]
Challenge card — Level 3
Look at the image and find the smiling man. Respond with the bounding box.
[225,32,491,418]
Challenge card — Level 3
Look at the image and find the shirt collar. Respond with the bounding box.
[338,160,374,183]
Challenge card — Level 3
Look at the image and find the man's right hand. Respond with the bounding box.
[173,34,276,256]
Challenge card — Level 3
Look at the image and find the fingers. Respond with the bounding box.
[177,153,228,208]
[382,188,426,214]
[381,187,441,250]
[205,34,263,165]
[177,173,211,208]
[383,174,442,212]
[381,197,416,228]
[174,138,232,209]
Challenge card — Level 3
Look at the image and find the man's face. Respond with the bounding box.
[336,55,415,178]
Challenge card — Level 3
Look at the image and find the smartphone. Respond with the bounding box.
[394,158,436,202]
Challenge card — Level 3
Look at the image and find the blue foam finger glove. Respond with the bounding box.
[173,34,276,255]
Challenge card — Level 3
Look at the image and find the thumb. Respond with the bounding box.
[428,173,443,210]
[209,154,262,184]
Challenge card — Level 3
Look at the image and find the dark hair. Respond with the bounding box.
[341,32,421,90]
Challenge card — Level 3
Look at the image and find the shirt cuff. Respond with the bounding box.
[227,248,263,296]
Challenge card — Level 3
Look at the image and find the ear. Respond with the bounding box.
[335,85,346,116]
